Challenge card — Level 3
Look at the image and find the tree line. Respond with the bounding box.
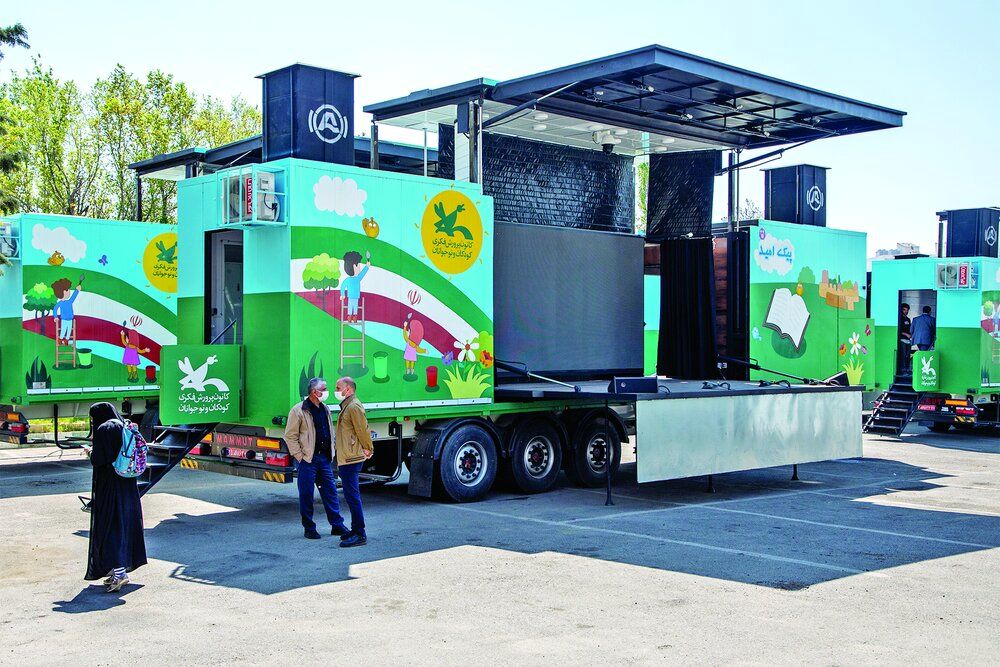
[0,23,260,225]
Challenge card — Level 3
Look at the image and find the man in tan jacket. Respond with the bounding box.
[284,377,350,540]
[334,376,372,547]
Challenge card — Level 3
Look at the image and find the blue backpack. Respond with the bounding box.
[113,420,148,478]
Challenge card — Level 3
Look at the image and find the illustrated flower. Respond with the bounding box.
[849,332,861,355]
[454,338,479,362]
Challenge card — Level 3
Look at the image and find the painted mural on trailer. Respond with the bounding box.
[5,215,178,399]
[749,220,873,387]
[290,166,494,408]
[980,263,1000,387]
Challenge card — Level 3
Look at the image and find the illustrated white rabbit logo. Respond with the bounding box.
[920,356,936,379]
[177,355,230,392]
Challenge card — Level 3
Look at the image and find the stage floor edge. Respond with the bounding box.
[634,387,863,483]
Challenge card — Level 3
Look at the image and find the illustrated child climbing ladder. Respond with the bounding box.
[339,250,371,370]
[52,277,83,369]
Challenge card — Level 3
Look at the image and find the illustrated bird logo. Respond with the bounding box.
[362,217,380,238]
[155,240,177,264]
[47,251,65,266]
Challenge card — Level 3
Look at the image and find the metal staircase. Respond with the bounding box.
[864,373,922,437]
[138,424,218,497]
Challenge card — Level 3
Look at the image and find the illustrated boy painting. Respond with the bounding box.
[340,251,370,324]
[51,278,82,345]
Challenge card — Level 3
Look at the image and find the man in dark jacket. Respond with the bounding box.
[284,378,350,540]
[334,376,373,547]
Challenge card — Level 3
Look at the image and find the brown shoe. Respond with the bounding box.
[106,575,129,592]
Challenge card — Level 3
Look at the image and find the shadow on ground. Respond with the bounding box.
[52,583,145,614]
[133,454,999,594]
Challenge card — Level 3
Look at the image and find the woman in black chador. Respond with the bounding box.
[83,402,146,591]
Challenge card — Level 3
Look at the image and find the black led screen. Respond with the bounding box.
[494,222,644,379]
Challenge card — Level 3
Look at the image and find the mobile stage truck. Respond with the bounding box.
[1,46,904,502]
[866,208,1000,435]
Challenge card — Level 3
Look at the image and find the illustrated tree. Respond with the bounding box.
[302,253,341,311]
[797,266,816,284]
[0,22,28,271]
[24,282,56,334]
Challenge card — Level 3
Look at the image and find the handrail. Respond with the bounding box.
[210,319,238,345]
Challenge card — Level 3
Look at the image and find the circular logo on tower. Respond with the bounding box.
[142,232,178,293]
[308,104,348,144]
[421,190,483,275]
[806,185,824,211]
[985,225,997,247]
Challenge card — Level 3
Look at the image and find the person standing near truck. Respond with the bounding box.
[334,376,372,547]
[284,378,351,540]
[911,305,936,351]
[898,302,912,372]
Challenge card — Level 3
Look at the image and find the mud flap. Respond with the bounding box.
[407,429,440,498]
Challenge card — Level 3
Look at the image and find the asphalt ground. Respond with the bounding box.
[1,426,997,665]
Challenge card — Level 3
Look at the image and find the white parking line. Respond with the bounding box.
[445,503,870,576]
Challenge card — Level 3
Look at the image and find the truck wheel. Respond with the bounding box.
[506,420,563,494]
[928,422,951,433]
[438,424,497,502]
[565,419,621,487]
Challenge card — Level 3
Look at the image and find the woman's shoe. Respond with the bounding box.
[106,575,129,592]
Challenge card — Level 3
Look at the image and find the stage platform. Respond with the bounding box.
[495,377,855,402]
[498,377,863,485]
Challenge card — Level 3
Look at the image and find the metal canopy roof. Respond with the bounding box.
[129,135,438,180]
[365,45,905,152]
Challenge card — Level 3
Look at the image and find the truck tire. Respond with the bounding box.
[565,418,621,487]
[505,419,563,494]
[437,423,497,502]
[928,422,951,433]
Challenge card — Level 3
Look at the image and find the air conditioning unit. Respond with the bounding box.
[0,220,19,259]
[256,171,279,222]
[224,171,280,223]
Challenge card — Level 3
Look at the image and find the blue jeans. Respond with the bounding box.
[337,462,366,536]
[296,454,347,533]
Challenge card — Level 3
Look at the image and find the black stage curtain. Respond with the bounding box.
[657,237,718,378]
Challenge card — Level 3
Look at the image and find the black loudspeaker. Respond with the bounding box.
[823,371,850,387]
[609,377,659,394]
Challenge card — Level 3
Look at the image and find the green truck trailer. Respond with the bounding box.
[0,214,177,441]
[867,254,1000,433]
[1,47,905,502]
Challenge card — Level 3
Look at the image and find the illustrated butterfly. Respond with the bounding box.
[861,345,868,355]
[441,351,454,366]
[838,343,847,356]
[98,255,108,266]
[480,351,494,368]
[865,324,872,336]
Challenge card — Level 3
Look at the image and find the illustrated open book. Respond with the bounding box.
[764,288,810,349]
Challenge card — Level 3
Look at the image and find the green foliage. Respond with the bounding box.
[842,280,854,291]
[0,58,261,221]
[302,253,340,309]
[842,358,864,385]
[25,356,50,389]
[635,161,648,233]
[24,281,55,315]
[797,266,816,284]
[0,23,29,60]
[442,364,491,399]
[298,352,324,400]
[0,22,29,218]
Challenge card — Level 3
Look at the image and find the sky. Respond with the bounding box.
[3,0,998,255]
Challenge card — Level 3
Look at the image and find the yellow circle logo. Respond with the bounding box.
[142,232,178,293]
[421,190,482,274]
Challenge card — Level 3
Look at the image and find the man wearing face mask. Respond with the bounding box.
[284,377,350,540]
[333,376,372,548]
